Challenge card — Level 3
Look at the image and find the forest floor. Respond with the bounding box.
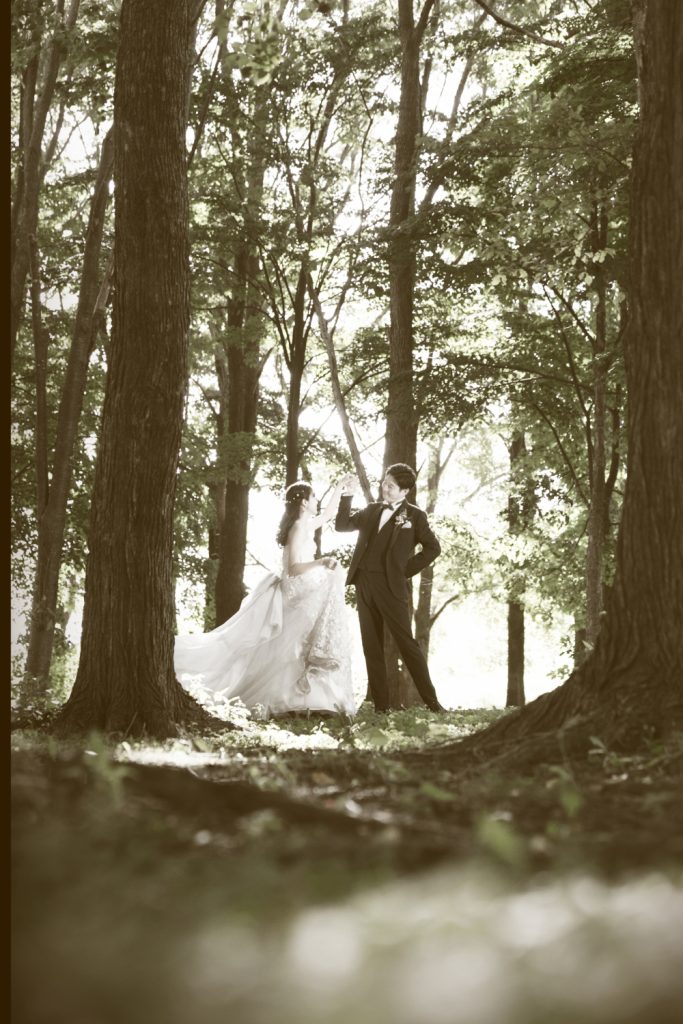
[11,704,683,1024]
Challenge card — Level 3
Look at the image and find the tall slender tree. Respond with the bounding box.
[24,127,114,686]
[505,430,531,708]
[383,0,436,476]
[213,94,269,625]
[11,0,81,364]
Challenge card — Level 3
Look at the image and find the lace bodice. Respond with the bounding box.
[281,530,316,577]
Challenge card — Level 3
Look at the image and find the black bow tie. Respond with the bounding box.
[381,502,397,511]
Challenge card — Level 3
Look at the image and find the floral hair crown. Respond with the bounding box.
[284,481,310,505]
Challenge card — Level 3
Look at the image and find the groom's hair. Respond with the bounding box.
[386,463,417,491]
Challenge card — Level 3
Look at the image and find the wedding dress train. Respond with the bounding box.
[174,546,355,718]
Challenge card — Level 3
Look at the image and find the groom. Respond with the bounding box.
[335,463,445,713]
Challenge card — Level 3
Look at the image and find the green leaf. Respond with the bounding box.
[420,781,455,802]
[476,814,526,867]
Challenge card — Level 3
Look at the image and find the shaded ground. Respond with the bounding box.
[11,707,683,1024]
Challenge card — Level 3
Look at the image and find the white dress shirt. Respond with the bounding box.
[378,500,403,532]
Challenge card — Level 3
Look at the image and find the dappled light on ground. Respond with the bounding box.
[112,704,499,765]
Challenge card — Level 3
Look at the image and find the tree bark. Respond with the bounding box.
[56,0,207,737]
[383,0,436,474]
[506,430,528,707]
[383,0,437,707]
[472,0,683,751]
[214,126,267,624]
[584,202,609,648]
[414,442,444,657]
[573,621,588,668]
[506,601,525,707]
[204,481,225,630]
[285,269,309,485]
[24,128,114,685]
[28,236,49,523]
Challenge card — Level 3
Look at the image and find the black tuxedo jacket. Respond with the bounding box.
[335,494,441,599]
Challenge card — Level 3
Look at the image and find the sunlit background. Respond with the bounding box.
[11,350,575,709]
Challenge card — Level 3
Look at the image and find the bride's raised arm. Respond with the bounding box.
[309,474,357,532]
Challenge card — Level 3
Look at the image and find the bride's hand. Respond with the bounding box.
[339,473,358,493]
[321,556,338,570]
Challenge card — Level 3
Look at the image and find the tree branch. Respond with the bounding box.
[430,592,460,626]
[531,400,589,506]
[472,0,564,49]
[306,273,373,502]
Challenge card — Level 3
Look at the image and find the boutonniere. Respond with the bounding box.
[394,510,411,529]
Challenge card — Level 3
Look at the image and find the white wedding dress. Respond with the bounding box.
[174,535,355,718]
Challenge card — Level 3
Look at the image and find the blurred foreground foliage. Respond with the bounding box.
[12,707,683,1024]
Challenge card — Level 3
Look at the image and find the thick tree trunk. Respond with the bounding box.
[476,0,683,751]
[24,128,114,685]
[56,0,206,738]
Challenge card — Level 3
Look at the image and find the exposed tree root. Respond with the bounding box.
[121,762,464,855]
[53,680,234,740]
[404,658,683,776]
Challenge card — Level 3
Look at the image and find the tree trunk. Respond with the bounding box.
[204,483,225,630]
[285,269,308,485]
[56,0,206,738]
[11,0,80,364]
[507,601,525,707]
[382,1,436,708]
[24,128,114,685]
[506,431,528,707]
[214,103,267,625]
[29,236,49,522]
[584,202,609,648]
[573,621,588,668]
[477,0,683,750]
[214,247,264,624]
[383,0,433,474]
[414,442,443,657]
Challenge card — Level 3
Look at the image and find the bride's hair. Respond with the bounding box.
[276,481,313,547]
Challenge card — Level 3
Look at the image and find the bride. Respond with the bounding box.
[174,477,357,718]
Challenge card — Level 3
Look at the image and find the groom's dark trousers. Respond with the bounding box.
[336,494,441,711]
